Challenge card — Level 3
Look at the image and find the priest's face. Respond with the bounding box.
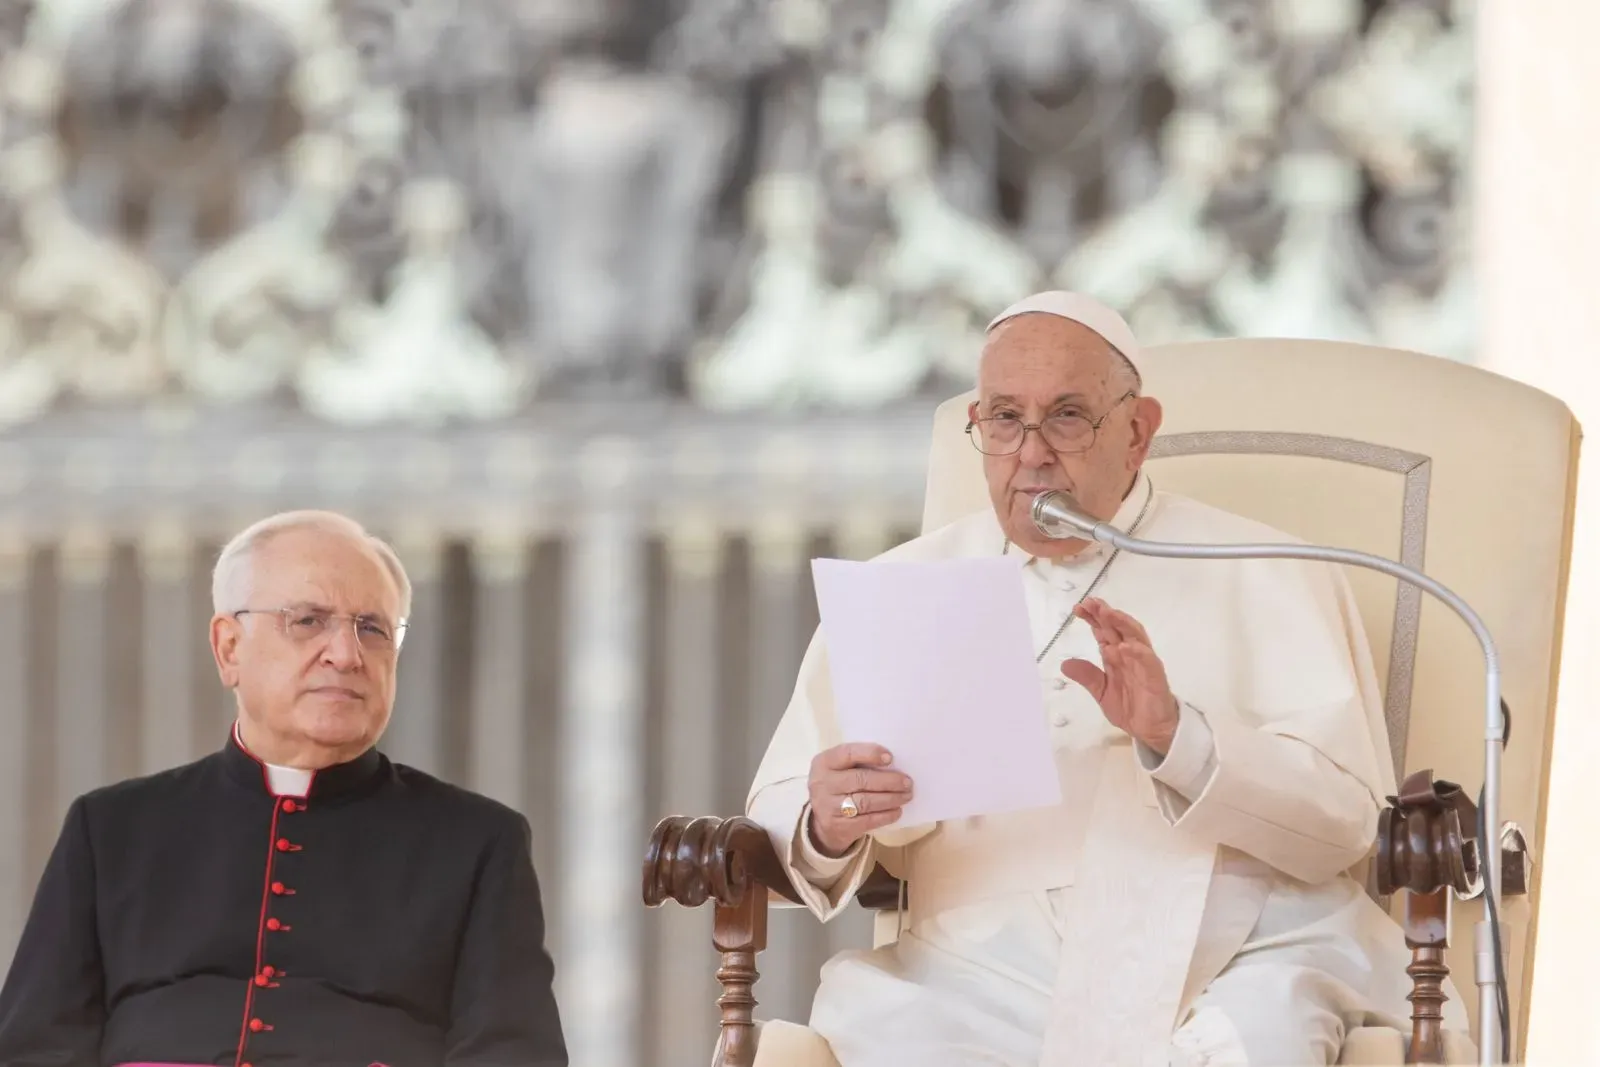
[214,528,405,767]
[973,314,1162,558]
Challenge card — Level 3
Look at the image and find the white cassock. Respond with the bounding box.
[747,472,1470,1066]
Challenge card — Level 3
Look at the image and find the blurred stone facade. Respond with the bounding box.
[0,3,1474,1067]
[0,0,1472,428]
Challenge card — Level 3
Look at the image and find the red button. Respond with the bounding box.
[266,918,282,931]
[249,1017,268,1032]
[271,882,286,895]
[281,799,298,813]
[254,974,269,987]
[262,966,275,977]
[275,838,298,852]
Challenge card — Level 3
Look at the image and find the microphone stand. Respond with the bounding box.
[1032,492,1507,1066]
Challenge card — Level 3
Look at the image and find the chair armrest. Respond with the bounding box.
[643,815,799,1067]
[642,816,907,1067]
[1372,768,1532,1064]
[644,814,804,909]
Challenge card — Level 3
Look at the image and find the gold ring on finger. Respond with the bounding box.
[839,794,859,819]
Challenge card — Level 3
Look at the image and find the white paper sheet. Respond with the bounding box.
[811,555,1062,828]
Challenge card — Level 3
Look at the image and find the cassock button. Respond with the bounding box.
[281,799,298,813]
[275,838,300,852]
[249,1017,271,1032]
[254,974,269,987]
[271,881,286,895]
[262,966,276,977]
[1051,711,1069,728]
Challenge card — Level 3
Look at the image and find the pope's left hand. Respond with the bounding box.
[1060,597,1179,754]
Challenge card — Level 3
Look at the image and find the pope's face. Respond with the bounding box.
[211,528,403,767]
[971,314,1162,558]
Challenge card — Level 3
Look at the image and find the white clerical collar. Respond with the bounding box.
[233,721,313,798]
[1018,471,1154,572]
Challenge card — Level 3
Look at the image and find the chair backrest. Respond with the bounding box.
[921,337,1579,1058]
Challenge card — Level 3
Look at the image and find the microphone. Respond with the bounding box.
[1030,488,1510,1065]
[1030,489,1111,543]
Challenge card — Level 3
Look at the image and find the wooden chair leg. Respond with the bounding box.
[1403,888,1451,1065]
[712,888,768,1067]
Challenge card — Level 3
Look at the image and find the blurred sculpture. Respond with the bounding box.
[0,0,1475,424]
[301,178,525,423]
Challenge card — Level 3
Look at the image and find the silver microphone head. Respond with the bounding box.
[1030,490,1100,540]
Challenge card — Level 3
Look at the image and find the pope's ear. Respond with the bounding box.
[1129,396,1163,463]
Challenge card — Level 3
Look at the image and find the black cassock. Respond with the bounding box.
[0,734,567,1067]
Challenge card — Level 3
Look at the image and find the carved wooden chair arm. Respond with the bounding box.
[1373,768,1531,1064]
[643,815,904,1067]
[643,815,788,1067]
[643,814,803,910]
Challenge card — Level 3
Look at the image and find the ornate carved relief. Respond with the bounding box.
[0,0,1473,425]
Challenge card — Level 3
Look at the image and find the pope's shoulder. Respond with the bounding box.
[1147,489,1309,545]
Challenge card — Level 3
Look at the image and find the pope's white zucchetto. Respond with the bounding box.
[985,290,1142,373]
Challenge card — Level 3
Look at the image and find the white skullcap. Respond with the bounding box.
[985,290,1142,370]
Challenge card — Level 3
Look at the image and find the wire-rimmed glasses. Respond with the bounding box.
[965,390,1136,456]
[233,605,408,654]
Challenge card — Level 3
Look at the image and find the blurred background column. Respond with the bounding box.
[1475,0,1600,1060]
[560,440,647,1067]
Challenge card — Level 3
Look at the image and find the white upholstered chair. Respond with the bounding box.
[644,337,1578,1067]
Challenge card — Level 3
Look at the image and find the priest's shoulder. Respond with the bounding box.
[384,759,532,836]
[71,750,228,809]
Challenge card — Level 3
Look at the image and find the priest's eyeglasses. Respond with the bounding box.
[966,390,1137,457]
[234,606,408,654]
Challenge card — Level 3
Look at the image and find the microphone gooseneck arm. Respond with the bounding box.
[1032,490,1507,1065]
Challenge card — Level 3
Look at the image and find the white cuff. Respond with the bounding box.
[1137,701,1218,802]
[792,803,864,888]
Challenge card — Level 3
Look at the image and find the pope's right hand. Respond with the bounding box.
[806,743,914,858]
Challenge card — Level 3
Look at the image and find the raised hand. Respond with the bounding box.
[1060,597,1180,754]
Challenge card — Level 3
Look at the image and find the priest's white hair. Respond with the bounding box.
[986,290,1143,392]
[211,510,413,620]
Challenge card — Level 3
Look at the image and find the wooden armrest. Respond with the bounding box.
[643,814,803,910]
[642,815,795,1067]
[642,816,906,1067]
[1373,769,1531,1064]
